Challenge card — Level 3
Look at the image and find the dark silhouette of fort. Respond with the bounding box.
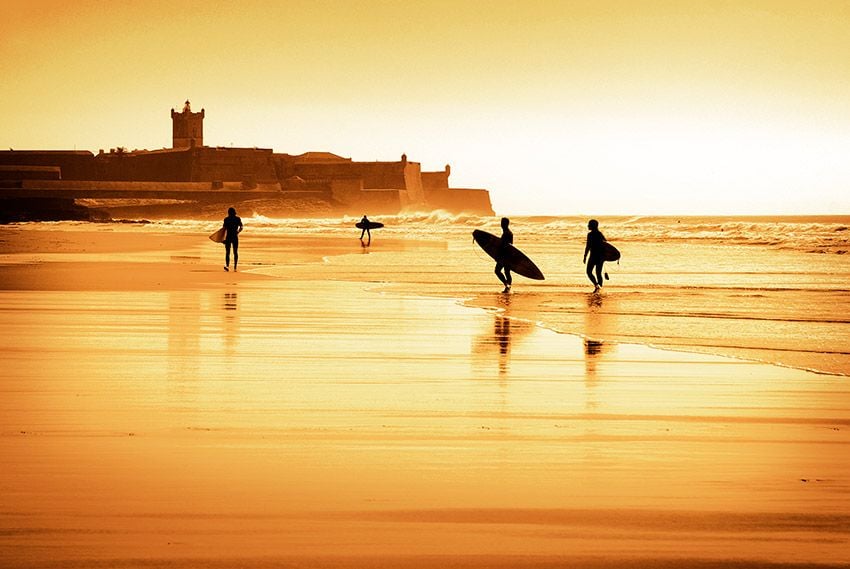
[0,101,493,221]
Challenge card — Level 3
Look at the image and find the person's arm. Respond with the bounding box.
[238,219,243,234]
[583,235,590,262]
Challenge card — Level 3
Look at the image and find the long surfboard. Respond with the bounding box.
[356,221,384,230]
[209,227,226,243]
[473,229,545,281]
[603,241,620,262]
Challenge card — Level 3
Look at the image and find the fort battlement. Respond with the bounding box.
[0,103,494,220]
[171,100,204,149]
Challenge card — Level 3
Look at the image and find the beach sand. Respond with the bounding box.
[1,225,848,568]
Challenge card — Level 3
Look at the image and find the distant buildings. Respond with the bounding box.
[0,101,493,221]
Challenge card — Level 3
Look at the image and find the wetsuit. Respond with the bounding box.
[359,217,371,242]
[585,229,606,287]
[223,215,243,269]
[495,227,514,288]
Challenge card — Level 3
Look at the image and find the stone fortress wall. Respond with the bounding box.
[0,102,494,220]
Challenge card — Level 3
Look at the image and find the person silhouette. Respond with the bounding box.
[222,207,243,272]
[359,215,372,246]
[495,217,514,293]
[583,219,607,292]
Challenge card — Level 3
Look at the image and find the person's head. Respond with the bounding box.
[587,219,599,231]
[501,217,510,230]
[228,207,236,217]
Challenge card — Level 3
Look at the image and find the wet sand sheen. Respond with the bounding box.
[1,229,849,567]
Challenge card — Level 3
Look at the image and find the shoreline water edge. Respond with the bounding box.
[5,213,845,376]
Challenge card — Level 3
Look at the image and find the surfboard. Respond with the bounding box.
[209,227,226,243]
[472,229,545,281]
[603,241,620,262]
[356,221,384,230]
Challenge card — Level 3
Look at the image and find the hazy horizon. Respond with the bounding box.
[2,0,849,216]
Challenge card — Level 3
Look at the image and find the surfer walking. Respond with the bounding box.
[222,207,243,272]
[495,217,514,293]
[583,219,607,292]
[359,215,372,246]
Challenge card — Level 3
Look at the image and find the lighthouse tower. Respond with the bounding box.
[171,100,204,149]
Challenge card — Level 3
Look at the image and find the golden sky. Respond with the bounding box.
[2,0,849,215]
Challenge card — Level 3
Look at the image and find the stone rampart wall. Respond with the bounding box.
[422,171,449,190]
[0,151,96,180]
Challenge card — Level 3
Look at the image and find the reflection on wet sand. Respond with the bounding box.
[224,291,238,311]
[223,290,239,354]
[584,337,607,366]
[494,317,510,375]
[583,292,616,384]
[584,339,605,356]
[472,293,534,378]
[582,292,617,417]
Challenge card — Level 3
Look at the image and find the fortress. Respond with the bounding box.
[0,101,493,221]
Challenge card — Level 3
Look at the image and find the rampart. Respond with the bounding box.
[0,180,280,207]
[0,165,61,180]
[0,151,96,180]
[422,168,450,190]
[0,104,494,219]
[278,156,408,191]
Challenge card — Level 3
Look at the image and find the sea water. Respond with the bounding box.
[17,214,850,375]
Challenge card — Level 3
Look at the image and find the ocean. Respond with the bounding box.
[16,214,850,376]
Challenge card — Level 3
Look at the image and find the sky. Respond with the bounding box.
[1,0,849,215]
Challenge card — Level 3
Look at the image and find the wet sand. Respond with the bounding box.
[1,226,848,568]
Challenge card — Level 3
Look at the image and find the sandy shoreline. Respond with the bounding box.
[1,225,848,568]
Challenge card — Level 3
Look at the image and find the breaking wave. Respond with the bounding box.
[44,213,850,254]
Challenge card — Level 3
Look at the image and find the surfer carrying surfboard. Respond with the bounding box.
[222,207,243,272]
[472,223,543,288]
[583,219,607,292]
[494,217,514,293]
[359,215,373,246]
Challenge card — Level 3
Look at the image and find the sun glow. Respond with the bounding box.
[1,0,849,215]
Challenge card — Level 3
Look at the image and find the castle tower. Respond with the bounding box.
[170,100,204,149]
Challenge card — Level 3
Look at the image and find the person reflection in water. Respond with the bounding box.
[583,292,608,386]
[583,219,607,293]
[495,217,514,293]
[222,207,243,272]
[495,316,511,375]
